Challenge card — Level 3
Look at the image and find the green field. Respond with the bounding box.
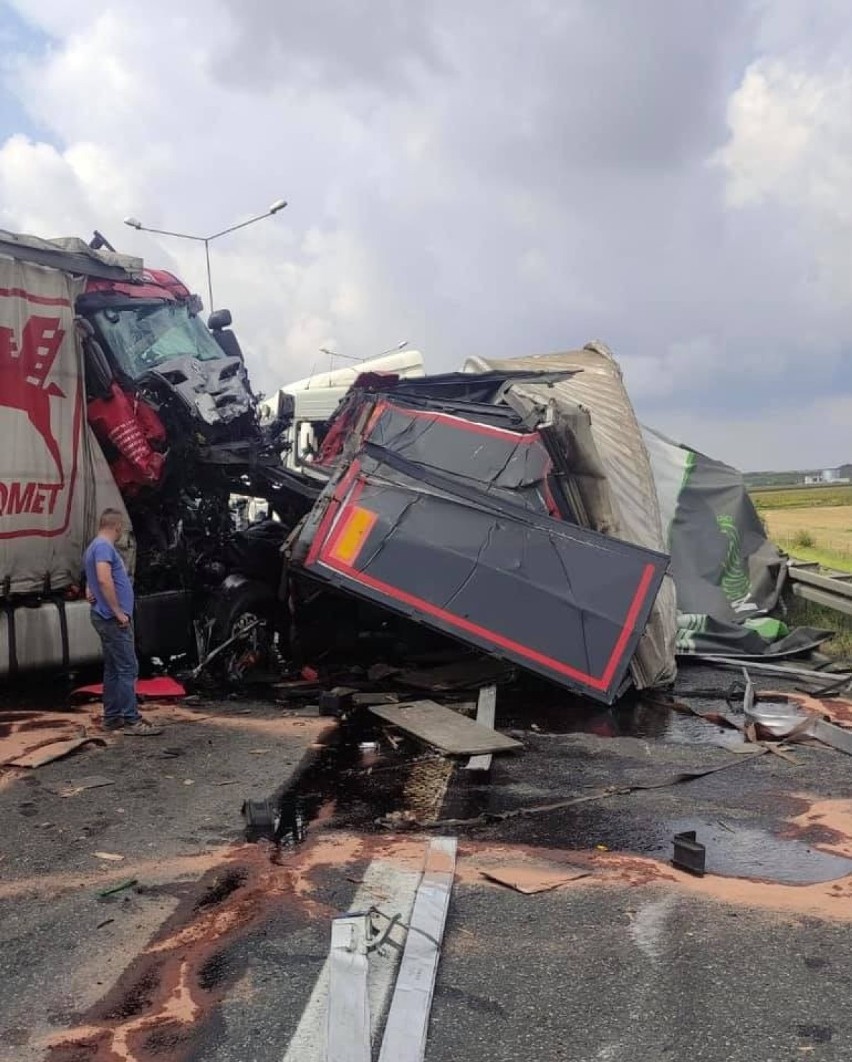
[756,488,852,575]
[751,483,852,510]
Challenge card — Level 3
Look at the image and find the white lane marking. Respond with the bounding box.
[628,895,677,963]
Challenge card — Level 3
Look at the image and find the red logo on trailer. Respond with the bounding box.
[0,286,82,536]
[0,315,66,478]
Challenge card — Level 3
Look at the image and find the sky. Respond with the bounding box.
[0,0,849,472]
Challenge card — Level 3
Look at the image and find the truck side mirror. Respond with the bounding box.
[276,391,294,422]
[208,309,233,330]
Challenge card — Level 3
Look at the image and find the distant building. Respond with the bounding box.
[804,468,850,485]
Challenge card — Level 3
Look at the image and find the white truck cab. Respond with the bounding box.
[264,349,426,480]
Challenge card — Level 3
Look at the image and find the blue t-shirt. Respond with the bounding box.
[84,536,134,620]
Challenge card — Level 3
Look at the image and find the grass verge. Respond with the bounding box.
[785,596,852,664]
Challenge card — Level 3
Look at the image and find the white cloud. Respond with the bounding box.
[0,0,849,471]
[718,58,852,301]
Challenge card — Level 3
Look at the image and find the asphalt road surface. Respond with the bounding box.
[2,667,852,1061]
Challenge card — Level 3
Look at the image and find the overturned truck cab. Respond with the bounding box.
[285,361,674,705]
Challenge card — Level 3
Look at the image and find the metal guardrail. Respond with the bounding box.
[787,562,852,618]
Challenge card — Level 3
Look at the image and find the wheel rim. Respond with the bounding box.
[225,610,268,681]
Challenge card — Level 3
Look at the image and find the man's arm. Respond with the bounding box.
[96,560,130,626]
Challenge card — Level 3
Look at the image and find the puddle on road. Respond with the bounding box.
[501,692,745,749]
[283,730,852,886]
[655,818,852,885]
[278,715,452,834]
[252,679,849,887]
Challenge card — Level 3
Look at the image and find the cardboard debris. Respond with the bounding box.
[480,860,590,894]
[367,699,522,756]
[9,736,105,769]
[0,709,95,767]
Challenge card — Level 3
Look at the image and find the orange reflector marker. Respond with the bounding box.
[329,506,378,566]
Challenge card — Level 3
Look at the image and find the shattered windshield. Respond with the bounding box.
[95,302,225,379]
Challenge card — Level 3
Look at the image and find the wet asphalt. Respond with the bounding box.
[2,665,852,1061]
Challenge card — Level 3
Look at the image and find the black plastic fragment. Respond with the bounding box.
[672,830,706,876]
[241,799,277,842]
[318,686,356,717]
[242,796,306,846]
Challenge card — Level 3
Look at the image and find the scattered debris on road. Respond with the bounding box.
[8,735,106,769]
[97,878,138,898]
[479,859,590,894]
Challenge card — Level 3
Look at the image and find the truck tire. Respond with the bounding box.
[210,578,276,682]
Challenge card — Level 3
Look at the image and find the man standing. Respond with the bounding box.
[85,509,162,736]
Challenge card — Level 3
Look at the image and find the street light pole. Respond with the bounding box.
[204,238,213,313]
[124,198,287,312]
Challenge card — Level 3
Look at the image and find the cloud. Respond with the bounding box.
[654,393,852,473]
[216,0,445,92]
[0,0,849,470]
[718,56,852,305]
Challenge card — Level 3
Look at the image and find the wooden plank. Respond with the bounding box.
[367,699,521,756]
[326,915,371,1062]
[378,838,457,1062]
[465,685,497,772]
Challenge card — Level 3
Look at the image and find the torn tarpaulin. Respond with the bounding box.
[290,390,669,705]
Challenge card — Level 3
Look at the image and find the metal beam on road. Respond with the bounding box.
[326,915,371,1062]
[281,861,420,1062]
[378,837,457,1062]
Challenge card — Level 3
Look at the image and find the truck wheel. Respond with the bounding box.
[210,581,276,682]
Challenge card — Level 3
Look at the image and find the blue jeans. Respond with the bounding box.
[91,612,141,726]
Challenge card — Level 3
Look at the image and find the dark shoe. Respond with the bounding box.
[123,720,163,737]
[103,721,124,732]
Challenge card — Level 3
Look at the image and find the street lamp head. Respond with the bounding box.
[269,199,288,215]
[123,216,142,230]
